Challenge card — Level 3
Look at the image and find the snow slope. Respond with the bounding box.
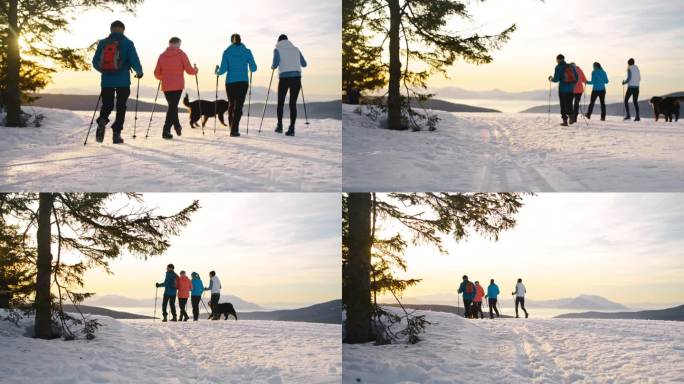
[0,107,340,192]
[343,105,684,191]
[0,314,341,384]
[343,309,684,383]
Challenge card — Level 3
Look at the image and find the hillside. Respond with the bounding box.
[86,294,263,311]
[555,304,684,321]
[62,304,153,319]
[358,97,501,113]
[240,299,341,324]
[531,294,627,310]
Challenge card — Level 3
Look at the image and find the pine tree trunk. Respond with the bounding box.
[34,193,54,339]
[4,0,23,127]
[344,193,374,343]
[386,0,402,130]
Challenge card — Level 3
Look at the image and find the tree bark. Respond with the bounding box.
[4,0,22,127]
[386,0,402,130]
[344,193,374,343]
[34,193,54,339]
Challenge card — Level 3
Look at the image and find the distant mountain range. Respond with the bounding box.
[86,294,263,311]
[398,294,628,311]
[520,91,684,117]
[556,304,684,321]
[63,304,153,319]
[434,87,549,101]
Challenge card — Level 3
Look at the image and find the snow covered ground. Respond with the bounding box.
[343,105,684,191]
[0,108,341,191]
[343,309,684,383]
[0,314,341,383]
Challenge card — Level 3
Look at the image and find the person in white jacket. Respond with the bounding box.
[204,270,222,319]
[271,34,307,136]
[621,58,641,121]
[511,278,529,318]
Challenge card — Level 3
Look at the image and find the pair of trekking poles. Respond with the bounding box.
[257,69,311,134]
[546,80,590,128]
[153,285,211,322]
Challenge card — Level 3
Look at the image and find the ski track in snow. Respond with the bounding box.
[343,309,684,384]
[0,315,341,384]
[343,105,684,191]
[0,108,341,192]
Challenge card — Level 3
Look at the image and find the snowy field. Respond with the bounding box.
[0,108,341,192]
[0,314,341,384]
[343,105,684,191]
[343,309,684,383]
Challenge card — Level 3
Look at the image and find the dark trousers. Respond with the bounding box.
[473,301,484,319]
[191,296,201,321]
[488,298,500,319]
[572,93,582,121]
[162,294,177,318]
[99,87,131,131]
[226,82,249,133]
[178,297,188,320]
[209,293,220,317]
[624,86,640,118]
[277,77,302,128]
[558,91,573,122]
[515,297,528,317]
[163,90,182,133]
[587,90,606,120]
[463,299,472,318]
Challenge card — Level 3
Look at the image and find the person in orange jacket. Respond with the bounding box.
[473,281,485,319]
[570,63,587,124]
[176,270,192,322]
[154,37,198,139]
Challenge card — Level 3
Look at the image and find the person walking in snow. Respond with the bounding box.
[622,58,641,121]
[272,34,307,136]
[176,270,192,322]
[204,270,222,319]
[585,62,609,121]
[457,275,476,319]
[190,272,204,321]
[570,63,587,123]
[156,264,178,322]
[154,37,198,139]
[512,278,529,318]
[92,20,143,144]
[473,281,485,319]
[485,279,501,319]
[548,54,578,126]
[215,34,257,137]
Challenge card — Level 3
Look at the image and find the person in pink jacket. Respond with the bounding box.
[473,281,485,319]
[570,63,587,124]
[175,271,192,322]
[154,37,198,139]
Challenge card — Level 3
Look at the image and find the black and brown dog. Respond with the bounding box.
[208,302,238,320]
[183,93,229,128]
[650,96,681,122]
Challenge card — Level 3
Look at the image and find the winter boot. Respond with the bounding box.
[525,312,529,318]
[275,123,283,134]
[230,130,241,137]
[623,115,631,121]
[634,116,640,122]
[569,116,577,125]
[95,117,108,143]
[112,130,124,144]
[560,119,569,127]
[170,316,177,322]
[162,126,173,140]
[584,113,591,119]
[285,126,295,136]
[174,125,182,137]
[162,315,168,322]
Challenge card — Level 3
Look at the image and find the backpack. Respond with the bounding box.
[465,282,474,294]
[99,38,122,72]
[562,64,576,84]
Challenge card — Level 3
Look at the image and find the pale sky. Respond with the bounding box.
[63,193,341,306]
[416,0,684,97]
[38,0,341,99]
[377,193,684,306]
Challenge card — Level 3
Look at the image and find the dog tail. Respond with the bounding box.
[182,93,191,107]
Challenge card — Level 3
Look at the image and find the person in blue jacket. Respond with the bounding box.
[271,34,308,136]
[485,279,501,319]
[91,20,143,144]
[155,263,178,322]
[215,34,257,137]
[548,54,578,126]
[584,62,609,121]
[190,272,204,321]
[457,275,476,318]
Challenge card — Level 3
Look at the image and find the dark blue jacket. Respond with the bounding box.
[551,60,578,93]
[158,271,178,296]
[92,32,143,88]
[458,280,476,300]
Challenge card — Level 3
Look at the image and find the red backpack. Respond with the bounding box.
[99,38,122,72]
[465,282,474,294]
[562,64,576,83]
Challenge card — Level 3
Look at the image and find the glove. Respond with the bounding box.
[214,65,219,75]
[194,64,199,73]
[135,73,144,79]
[155,283,161,288]
[622,80,626,85]
[548,76,553,82]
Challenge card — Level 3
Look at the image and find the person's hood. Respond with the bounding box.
[276,39,296,50]
[226,43,248,56]
[161,46,183,58]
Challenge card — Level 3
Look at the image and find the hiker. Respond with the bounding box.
[215,33,257,137]
[622,58,641,121]
[272,34,307,136]
[190,272,204,321]
[473,281,485,319]
[457,275,476,318]
[511,278,529,318]
[153,37,198,139]
[204,270,222,318]
[485,279,500,319]
[570,63,587,123]
[548,54,578,126]
[585,62,609,121]
[155,264,178,322]
[92,20,143,144]
[176,270,191,322]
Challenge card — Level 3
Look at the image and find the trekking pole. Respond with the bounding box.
[246,71,252,135]
[214,70,219,135]
[153,285,159,322]
[195,72,204,136]
[547,81,551,123]
[145,81,161,139]
[301,82,310,125]
[132,77,140,139]
[83,94,102,146]
[457,294,461,317]
[258,68,275,134]
[621,84,625,119]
